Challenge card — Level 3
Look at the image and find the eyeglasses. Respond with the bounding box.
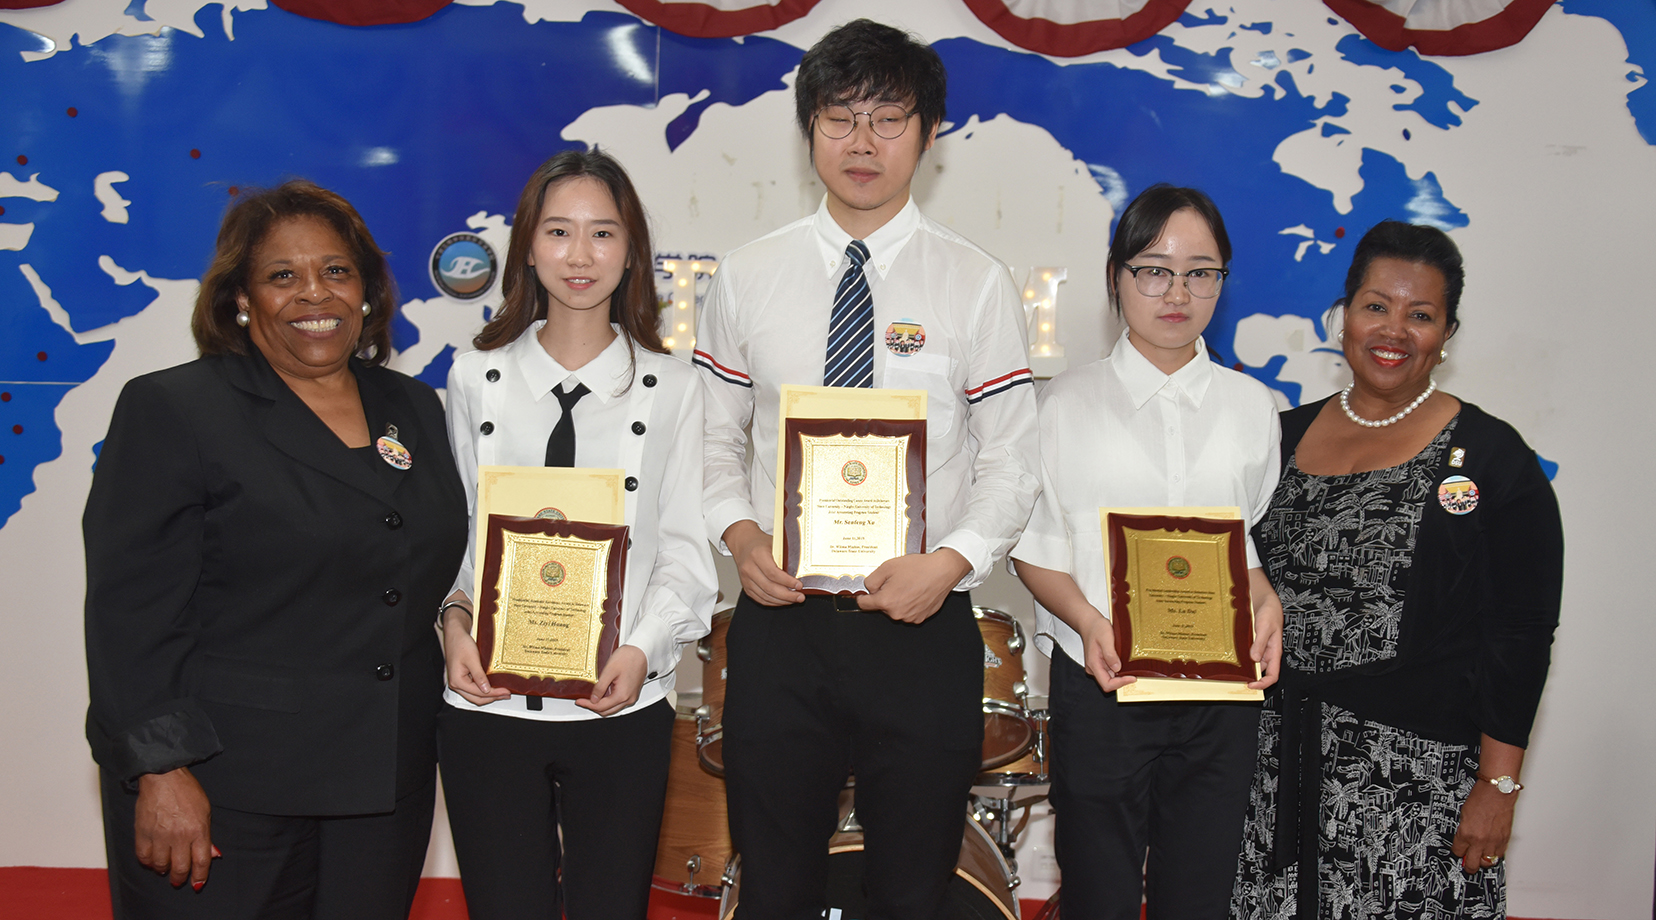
[1122,264,1228,299]
[814,104,915,140]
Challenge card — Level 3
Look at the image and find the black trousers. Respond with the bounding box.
[1048,648,1260,920]
[436,699,674,920]
[721,591,984,920]
[101,768,435,920]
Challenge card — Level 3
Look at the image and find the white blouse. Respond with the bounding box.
[1010,330,1281,666]
[444,323,718,720]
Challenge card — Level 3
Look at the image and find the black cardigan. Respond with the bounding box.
[1267,397,1562,890]
[1272,396,1563,748]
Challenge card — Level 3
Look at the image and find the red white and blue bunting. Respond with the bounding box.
[611,0,822,39]
[0,0,1559,57]
[270,0,454,26]
[1321,0,1556,56]
[959,0,1192,57]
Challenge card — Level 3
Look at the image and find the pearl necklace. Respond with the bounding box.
[1341,378,1437,428]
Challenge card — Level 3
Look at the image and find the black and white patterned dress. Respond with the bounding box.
[1231,418,1505,919]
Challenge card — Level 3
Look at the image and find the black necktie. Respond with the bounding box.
[545,381,590,468]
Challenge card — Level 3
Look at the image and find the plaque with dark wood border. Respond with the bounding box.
[1106,512,1254,682]
[779,417,926,595]
[476,515,628,698]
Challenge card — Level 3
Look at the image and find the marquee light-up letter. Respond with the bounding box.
[1022,266,1068,378]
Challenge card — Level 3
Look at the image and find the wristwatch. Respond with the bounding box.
[1481,774,1523,794]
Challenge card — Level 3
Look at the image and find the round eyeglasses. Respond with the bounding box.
[814,104,915,140]
[1122,264,1228,299]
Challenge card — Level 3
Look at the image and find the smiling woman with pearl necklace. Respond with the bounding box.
[1230,220,1564,920]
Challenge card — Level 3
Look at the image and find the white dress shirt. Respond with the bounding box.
[1010,330,1281,665]
[695,196,1040,589]
[445,324,718,720]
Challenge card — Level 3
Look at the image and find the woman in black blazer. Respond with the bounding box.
[83,181,467,920]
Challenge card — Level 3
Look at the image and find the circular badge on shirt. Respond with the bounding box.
[376,435,412,470]
[885,321,926,355]
[1438,475,1480,515]
[540,560,566,587]
[841,459,868,486]
[1166,556,1191,579]
[534,507,567,521]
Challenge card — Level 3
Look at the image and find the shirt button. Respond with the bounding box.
[625,476,639,492]
[631,421,646,435]
[486,369,501,382]
[642,374,657,388]
[480,421,494,435]
[384,512,402,529]
[376,664,395,681]
[646,671,658,680]
[383,588,401,606]
[1171,475,1182,483]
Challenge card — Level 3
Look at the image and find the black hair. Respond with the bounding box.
[1340,220,1464,329]
[1105,184,1231,314]
[794,19,947,143]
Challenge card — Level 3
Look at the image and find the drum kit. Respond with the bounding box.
[652,606,1055,919]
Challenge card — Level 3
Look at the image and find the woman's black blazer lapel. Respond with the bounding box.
[214,350,406,507]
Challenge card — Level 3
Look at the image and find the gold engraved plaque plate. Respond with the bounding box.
[796,433,911,579]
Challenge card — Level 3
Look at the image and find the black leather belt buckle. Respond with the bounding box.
[832,593,863,612]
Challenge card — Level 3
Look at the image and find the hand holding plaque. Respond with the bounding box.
[774,385,926,594]
[472,467,628,699]
[1102,507,1263,702]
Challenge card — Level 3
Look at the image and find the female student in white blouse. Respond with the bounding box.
[1010,185,1284,920]
[437,149,717,920]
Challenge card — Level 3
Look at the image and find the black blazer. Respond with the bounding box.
[84,349,467,816]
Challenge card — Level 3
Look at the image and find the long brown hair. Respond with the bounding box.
[475,149,665,373]
[191,180,396,365]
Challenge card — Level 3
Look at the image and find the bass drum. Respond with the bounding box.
[651,697,733,898]
[975,607,1035,771]
[719,802,1019,920]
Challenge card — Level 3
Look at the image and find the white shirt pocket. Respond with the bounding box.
[882,352,957,439]
[1063,508,1112,618]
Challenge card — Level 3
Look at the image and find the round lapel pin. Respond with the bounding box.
[377,424,412,470]
[1437,474,1478,515]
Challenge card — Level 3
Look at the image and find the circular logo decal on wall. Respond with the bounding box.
[430,232,498,300]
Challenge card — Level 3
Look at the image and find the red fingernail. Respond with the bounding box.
[211,846,222,858]
[192,880,205,891]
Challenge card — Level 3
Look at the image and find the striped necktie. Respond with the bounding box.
[824,240,874,388]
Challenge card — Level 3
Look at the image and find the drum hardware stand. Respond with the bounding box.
[681,854,703,893]
[721,855,740,890]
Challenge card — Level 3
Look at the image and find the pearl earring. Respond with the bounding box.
[1335,327,1344,343]
[1440,348,1448,362]
[236,311,249,327]
[361,302,371,316]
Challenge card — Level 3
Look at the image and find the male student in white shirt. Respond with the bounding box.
[694,19,1040,920]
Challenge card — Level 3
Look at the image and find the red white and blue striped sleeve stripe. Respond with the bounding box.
[693,349,752,388]
[965,368,1034,404]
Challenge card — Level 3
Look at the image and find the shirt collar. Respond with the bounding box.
[512,320,632,405]
[812,194,921,281]
[1107,328,1215,410]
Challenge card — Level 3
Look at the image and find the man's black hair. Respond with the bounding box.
[794,19,947,142]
